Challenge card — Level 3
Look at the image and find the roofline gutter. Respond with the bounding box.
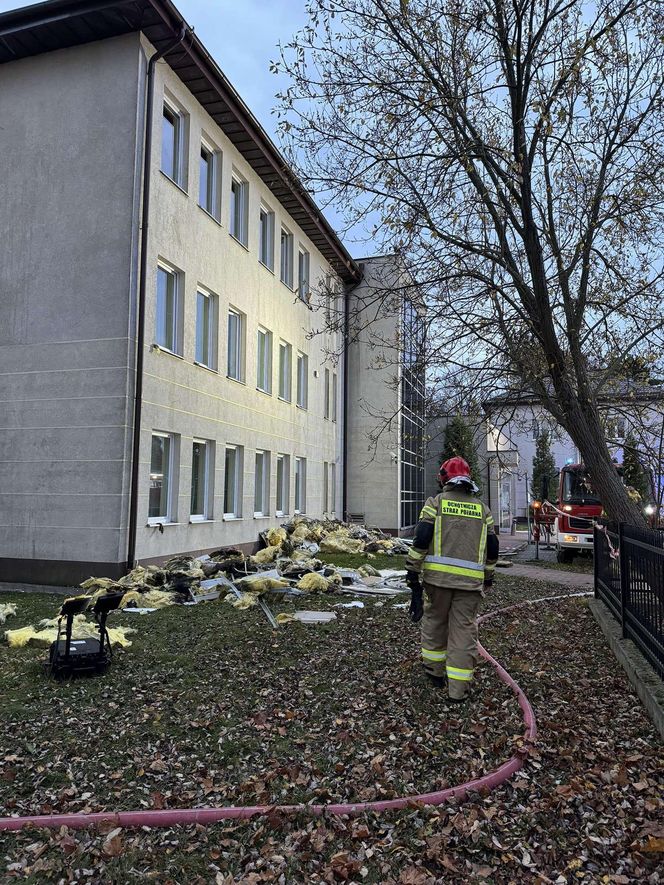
[126,25,187,572]
[144,0,360,284]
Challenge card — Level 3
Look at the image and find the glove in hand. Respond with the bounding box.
[406,571,423,623]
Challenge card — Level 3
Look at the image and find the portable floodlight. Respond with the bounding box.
[47,591,124,679]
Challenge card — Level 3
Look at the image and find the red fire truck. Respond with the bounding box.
[549,463,603,563]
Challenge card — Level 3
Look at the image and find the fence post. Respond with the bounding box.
[593,525,598,598]
[618,522,627,639]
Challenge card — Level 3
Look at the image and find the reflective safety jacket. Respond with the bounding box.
[406,485,498,591]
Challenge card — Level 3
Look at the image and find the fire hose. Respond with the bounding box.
[0,593,591,832]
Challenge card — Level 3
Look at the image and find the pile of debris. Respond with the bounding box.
[57,517,411,628]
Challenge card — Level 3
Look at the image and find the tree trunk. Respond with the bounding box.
[562,398,644,525]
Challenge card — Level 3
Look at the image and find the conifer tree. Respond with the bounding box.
[439,415,481,489]
[532,432,558,502]
[622,431,649,500]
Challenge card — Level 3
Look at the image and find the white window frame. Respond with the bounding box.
[148,431,176,524]
[324,367,330,419]
[223,444,243,519]
[161,98,187,188]
[294,456,307,514]
[227,307,246,382]
[278,340,292,402]
[230,173,248,246]
[280,226,293,288]
[155,262,181,355]
[276,454,290,517]
[323,461,329,514]
[332,372,338,423]
[259,204,275,270]
[190,438,213,521]
[199,137,221,220]
[298,247,310,302]
[296,352,308,409]
[330,462,337,514]
[195,288,217,370]
[254,449,271,517]
[256,327,273,394]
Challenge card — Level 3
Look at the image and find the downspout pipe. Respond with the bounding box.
[126,27,187,572]
[342,287,350,521]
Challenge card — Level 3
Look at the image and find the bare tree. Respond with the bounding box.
[276,0,664,523]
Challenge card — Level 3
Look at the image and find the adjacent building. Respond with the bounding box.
[0,0,425,584]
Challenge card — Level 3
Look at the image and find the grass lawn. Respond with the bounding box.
[0,574,661,883]
[317,552,407,570]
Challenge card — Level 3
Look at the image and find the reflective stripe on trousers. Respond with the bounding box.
[421,647,446,662]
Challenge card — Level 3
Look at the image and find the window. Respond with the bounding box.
[298,248,310,302]
[296,352,308,409]
[149,432,174,522]
[324,368,330,419]
[256,327,272,393]
[230,174,248,245]
[161,101,186,187]
[191,439,213,520]
[332,372,338,422]
[278,341,292,401]
[276,454,290,516]
[330,462,336,513]
[294,457,307,514]
[195,289,217,369]
[254,450,270,516]
[199,140,220,219]
[224,445,243,518]
[259,205,275,270]
[280,226,293,287]
[227,308,245,382]
[323,461,329,513]
[156,264,180,353]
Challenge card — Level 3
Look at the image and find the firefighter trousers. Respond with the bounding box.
[420,583,482,699]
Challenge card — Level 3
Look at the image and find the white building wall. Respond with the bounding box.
[134,44,342,560]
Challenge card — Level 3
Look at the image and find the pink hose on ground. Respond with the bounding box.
[0,594,583,831]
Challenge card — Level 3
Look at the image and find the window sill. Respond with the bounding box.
[256,386,272,397]
[147,520,180,528]
[160,169,188,195]
[229,232,249,251]
[259,260,275,275]
[226,375,246,386]
[253,514,270,520]
[278,396,292,404]
[296,404,308,412]
[280,279,294,292]
[198,204,222,226]
[194,361,219,374]
[275,513,289,519]
[189,517,215,524]
[151,343,184,360]
[223,515,243,522]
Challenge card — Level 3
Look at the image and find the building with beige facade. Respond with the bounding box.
[0,0,426,584]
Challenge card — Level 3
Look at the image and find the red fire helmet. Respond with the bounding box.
[441,456,472,482]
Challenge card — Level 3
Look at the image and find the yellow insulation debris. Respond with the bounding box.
[0,604,17,625]
[251,546,281,565]
[225,592,259,610]
[5,615,135,649]
[296,573,330,593]
[266,527,287,547]
[276,613,297,624]
[319,533,365,554]
[236,576,290,593]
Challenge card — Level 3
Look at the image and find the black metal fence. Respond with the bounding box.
[595,522,664,679]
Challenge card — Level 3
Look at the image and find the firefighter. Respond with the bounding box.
[406,456,499,701]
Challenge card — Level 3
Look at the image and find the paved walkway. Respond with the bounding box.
[501,562,593,589]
